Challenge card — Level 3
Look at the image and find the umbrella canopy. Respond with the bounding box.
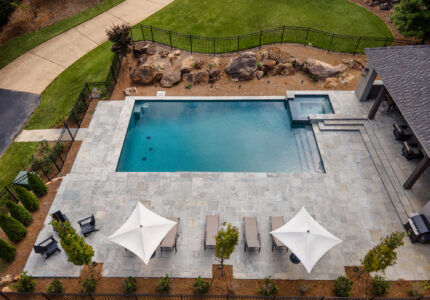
[270,207,342,273]
[108,202,176,264]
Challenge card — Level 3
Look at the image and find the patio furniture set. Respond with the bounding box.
[393,123,424,160]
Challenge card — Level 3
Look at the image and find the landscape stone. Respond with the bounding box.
[183,71,208,85]
[304,59,347,80]
[0,275,12,287]
[268,46,291,63]
[133,41,149,57]
[256,70,264,80]
[160,71,181,88]
[208,69,221,83]
[130,66,162,85]
[136,55,148,66]
[225,52,257,81]
[159,50,170,58]
[262,59,276,73]
[273,63,295,76]
[181,56,202,73]
[324,77,339,88]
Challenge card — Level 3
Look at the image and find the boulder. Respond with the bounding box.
[273,63,295,76]
[268,46,291,63]
[208,57,221,69]
[183,71,208,85]
[133,41,149,57]
[262,59,276,73]
[159,50,170,58]
[208,69,221,83]
[225,52,257,81]
[160,71,181,88]
[258,50,269,61]
[304,59,347,80]
[292,58,305,72]
[0,275,12,287]
[379,2,392,9]
[256,70,264,80]
[124,87,137,96]
[130,66,162,85]
[339,72,355,84]
[137,55,148,66]
[324,77,339,88]
[2,286,11,292]
[151,61,167,71]
[144,43,157,56]
[181,56,202,73]
[174,50,181,56]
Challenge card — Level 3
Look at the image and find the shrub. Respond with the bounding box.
[299,282,308,295]
[333,276,352,297]
[193,276,210,294]
[0,238,16,262]
[14,186,39,212]
[27,172,48,197]
[373,275,390,296]
[156,274,171,293]
[0,213,27,242]
[14,272,35,292]
[258,276,278,296]
[184,83,192,89]
[408,281,430,296]
[81,275,97,293]
[122,276,137,294]
[5,200,32,226]
[46,278,63,293]
[0,0,14,26]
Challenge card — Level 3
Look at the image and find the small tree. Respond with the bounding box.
[333,276,353,297]
[106,23,132,63]
[215,223,239,275]
[51,220,94,267]
[46,278,63,293]
[391,0,430,43]
[0,238,16,262]
[6,200,32,226]
[14,185,39,212]
[156,274,171,293]
[0,213,27,242]
[13,272,35,292]
[258,276,278,296]
[123,276,137,294]
[27,172,48,197]
[193,276,210,294]
[81,275,97,293]
[373,275,390,296]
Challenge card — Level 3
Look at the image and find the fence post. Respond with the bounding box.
[38,164,51,182]
[213,37,216,56]
[41,292,51,300]
[259,30,263,49]
[86,82,91,98]
[110,66,117,84]
[5,186,18,203]
[150,25,154,43]
[304,28,310,46]
[189,35,193,53]
[280,26,285,44]
[169,31,173,49]
[237,36,240,51]
[353,36,361,55]
[328,34,334,53]
[140,24,145,41]
[49,154,62,173]
[64,122,75,142]
[53,146,64,164]
[384,37,389,47]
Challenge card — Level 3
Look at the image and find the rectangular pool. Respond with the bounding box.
[116,100,323,173]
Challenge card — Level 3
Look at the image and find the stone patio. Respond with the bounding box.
[24,92,430,280]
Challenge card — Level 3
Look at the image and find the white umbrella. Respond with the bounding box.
[270,207,342,273]
[108,202,176,264]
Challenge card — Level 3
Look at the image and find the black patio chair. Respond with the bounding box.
[77,214,98,237]
[51,210,68,223]
[402,141,423,160]
[393,123,413,141]
[33,235,61,258]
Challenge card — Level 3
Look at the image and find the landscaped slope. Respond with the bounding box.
[141,0,392,38]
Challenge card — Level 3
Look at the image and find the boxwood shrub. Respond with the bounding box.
[14,185,40,211]
[27,172,48,197]
[0,213,27,242]
[0,238,16,262]
[6,200,33,226]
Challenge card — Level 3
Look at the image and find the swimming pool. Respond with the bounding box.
[116,100,324,173]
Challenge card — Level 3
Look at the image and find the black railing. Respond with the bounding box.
[0,293,428,300]
[130,25,416,55]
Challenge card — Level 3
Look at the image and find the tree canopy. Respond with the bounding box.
[391,0,430,42]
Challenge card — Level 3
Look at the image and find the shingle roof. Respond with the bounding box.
[365,45,430,157]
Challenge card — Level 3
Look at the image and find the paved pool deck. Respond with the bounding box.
[24,91,430,280]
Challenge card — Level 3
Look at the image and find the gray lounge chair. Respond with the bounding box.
[161,217,179,252]
[204,215,219,250]
[270,216,287,252]
[244,217,261,252]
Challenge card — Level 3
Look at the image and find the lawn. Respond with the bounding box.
[0,142,39,188]
[0,0,124,70]
[140,0,392,38]
[24,42,115,129]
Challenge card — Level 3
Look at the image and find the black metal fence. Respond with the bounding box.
[0,53,123,210]
[0,293,428,300]
[130,25,416,55]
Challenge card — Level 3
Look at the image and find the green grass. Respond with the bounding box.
[25,42,115,129]
[140,0,392,38]
[0,142,39,188]
[0,0,124,70]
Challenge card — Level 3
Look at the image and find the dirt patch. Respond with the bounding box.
[0,0,106,45]
[112,43,366,100]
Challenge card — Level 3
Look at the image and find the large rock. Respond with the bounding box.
[130,66,162,85]
[304,59,347,80]
[273,63,295,76]
[181,56,202,73]
[339,72,355,84]
[133,41,156,57]
[151,61,167,71]
[137,55,148,66]
[160,71,181,88]
[225,52,257,81]
[292,58,305,72]
[208,69,221,83]
[268,47,291,63]
[324,77,339,88]
[159,50,170,58]
[183,71,208,85]
[256,70,264,80]
[144,43,157,56]
[0,275,12,287]
[262,59,276,73]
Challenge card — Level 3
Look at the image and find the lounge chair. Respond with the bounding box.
[243,217,261,252]
[270,216,287,252]
[52,210,68,223]
[402,141,423,160]
[34,235,61,258]
[393,123,413,141]
[78,214,98,237]
[161,217,179,252]
[204,215,219,250]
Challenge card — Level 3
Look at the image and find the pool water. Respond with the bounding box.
[117,100,323,173]
[288,95,334,125]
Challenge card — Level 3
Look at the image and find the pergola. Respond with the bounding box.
[355,45,430,190]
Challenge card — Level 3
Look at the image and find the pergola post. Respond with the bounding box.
[368,86,386,120]
[403,155,430,189]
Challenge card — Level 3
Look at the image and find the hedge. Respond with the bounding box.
[14,185,40,211]
[27,172,48,197]
[0,213,27,242]
[6,200,33,226]
[0,238,16,262]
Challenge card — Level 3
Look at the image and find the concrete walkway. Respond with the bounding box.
[0,0,173,94]
[15,129,87,142]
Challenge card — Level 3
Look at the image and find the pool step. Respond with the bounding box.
[294,128,323,173]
